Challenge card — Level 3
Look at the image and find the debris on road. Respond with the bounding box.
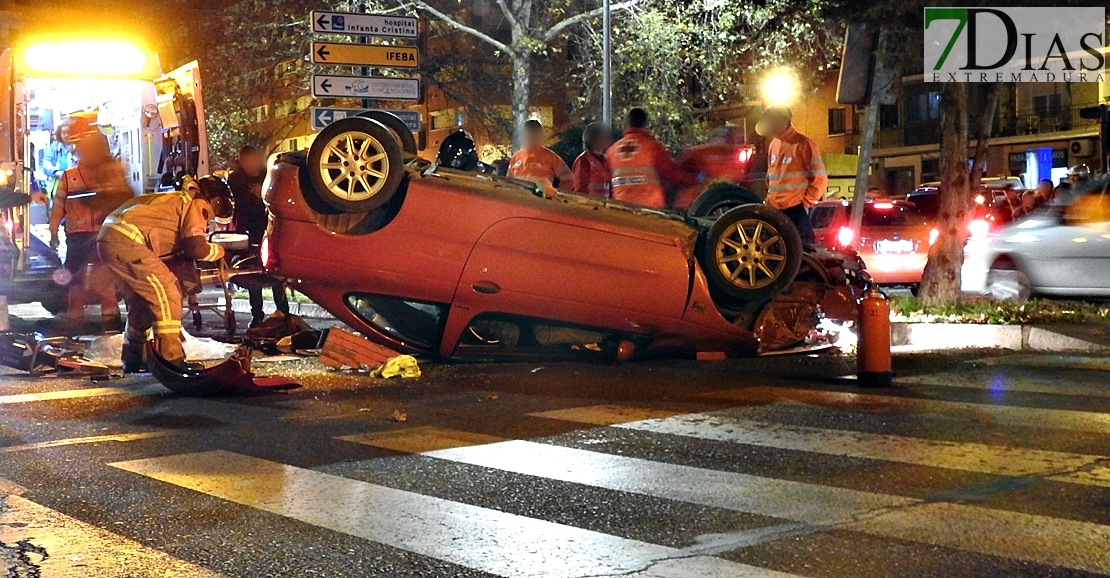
[0,332,111,377]
[370,355,421,379]
[84,332,238,368]
[319,327,402,371]
[147,345,299,396]
[391,409,408,422]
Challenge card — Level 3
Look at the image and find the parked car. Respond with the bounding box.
[963,177,1110,300]
[810,199,937,287]
[907,178,1023,240]
[261,115,866,360]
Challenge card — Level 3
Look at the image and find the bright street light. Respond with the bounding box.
[761,69,797,106]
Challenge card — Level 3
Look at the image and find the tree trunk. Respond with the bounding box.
[510,50,532,151]
[969,83,1005,191]
[918,83,969,305]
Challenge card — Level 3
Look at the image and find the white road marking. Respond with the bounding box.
[0,492,224,577]
[0,432,168,453]
[111,450,804,578]
[898,371,1110,399]
[425,439,1110,573]
[529,405,682,425]
[700,387,1110,434]
[614,413,1110,486]
[0,384,164,405]
[337,426,505,453]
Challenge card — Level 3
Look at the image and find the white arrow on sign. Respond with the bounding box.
[311,107,421,132]
[312,10,419,39]
[312,75,419,100]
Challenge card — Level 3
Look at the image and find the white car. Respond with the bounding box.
[963,184,1110,300]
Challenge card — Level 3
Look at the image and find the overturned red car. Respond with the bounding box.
[261,114,866,360]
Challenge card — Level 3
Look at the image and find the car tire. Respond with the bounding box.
[703,204,803,303]
[39,287,69,316]
[686,182,762,219]
[306,117,405,213]
[356,110,418,159]
[985,264,1032,301]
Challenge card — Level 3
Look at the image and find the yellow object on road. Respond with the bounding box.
[371,355,421,379]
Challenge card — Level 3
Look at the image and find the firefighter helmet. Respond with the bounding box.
[191,175,235,221]
[437,129,479,171]
[1068,164,1091,182]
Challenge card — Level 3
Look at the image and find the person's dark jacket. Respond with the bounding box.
[228,169,268,245]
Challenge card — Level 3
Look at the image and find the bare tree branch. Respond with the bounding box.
[407,0,513,53]
[495,0,522,32]
[543,0,640,43]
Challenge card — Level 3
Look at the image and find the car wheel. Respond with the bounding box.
[38,286,68,316]
[703,204,803,302]
[985,267,1032,301]
[356,110,418,160]
[686,182,762,219]
[306,117,405,213]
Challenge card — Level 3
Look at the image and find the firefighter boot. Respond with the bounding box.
[121,338,147,374]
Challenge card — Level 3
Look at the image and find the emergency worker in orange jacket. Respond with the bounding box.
[49,133,134,327]
[756,106,827,244]
[97,176,232,371]
[571,122,612,197]
[606,108,696,210]
[508,120,575,192]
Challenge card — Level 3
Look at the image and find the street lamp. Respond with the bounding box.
[760,69,797,107]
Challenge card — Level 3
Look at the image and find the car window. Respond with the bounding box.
[905,193,938,218]
[810,206,839,229]
[863,204,926,227]
[346,294,448,350]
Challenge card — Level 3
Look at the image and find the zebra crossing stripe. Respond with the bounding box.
[528,405,682,425]
[0,492,224,577]
[0,384,165,405]
[612,413,1110,487]
[423,439,1110,573]
[110,450,807,578]
[700,387,1110,434]
[337,426,505,454]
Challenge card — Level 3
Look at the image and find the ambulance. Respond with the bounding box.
[0,37,208,313]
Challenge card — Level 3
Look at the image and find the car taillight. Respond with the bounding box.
[737,147,753,163]
[974,194,986,205]
[873,202,894,210]
[837,226,855,248]
[928,228,940,246]
[968,219,989,240]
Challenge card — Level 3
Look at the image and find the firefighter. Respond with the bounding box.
[97,176,232,371]
[508,120,575,191]
[756,106,827,245]
[673,125,749,211]
[49,132,133,328]
[571,122,612,197]
[606,108,696,210]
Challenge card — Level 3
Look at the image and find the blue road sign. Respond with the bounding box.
[311,107,421,132]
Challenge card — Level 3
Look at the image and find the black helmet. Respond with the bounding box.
[190,175,235,221]
[438,129,479,171]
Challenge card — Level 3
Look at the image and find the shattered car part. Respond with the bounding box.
[146,344,298,396]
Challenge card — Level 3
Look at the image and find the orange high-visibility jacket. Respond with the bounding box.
[508,146,575,190]
[571,149,611,197]
[764,126,827,210]
[606,128,695,210]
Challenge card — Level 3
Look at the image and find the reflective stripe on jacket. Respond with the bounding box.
[764,126,827,210]
[571,150,611,197]
[508,146,575,190]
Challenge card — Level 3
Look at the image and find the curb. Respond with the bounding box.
[230,299,331,319]
[892,322,1110,352]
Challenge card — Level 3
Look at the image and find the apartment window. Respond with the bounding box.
[879,104,899,129]
[1033,94,1062,118]
[250,105,269,124]
[828,108,847,135]
[906,91,941,123]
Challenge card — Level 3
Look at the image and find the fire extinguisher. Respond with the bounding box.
[857,288,892,388]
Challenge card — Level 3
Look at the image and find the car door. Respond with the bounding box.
[445,217,692,352]
[1020,195,1110,292]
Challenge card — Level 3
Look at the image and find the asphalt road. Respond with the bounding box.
[0,339,1109,577]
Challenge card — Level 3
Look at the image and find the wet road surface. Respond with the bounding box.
[0,347,1108,577]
